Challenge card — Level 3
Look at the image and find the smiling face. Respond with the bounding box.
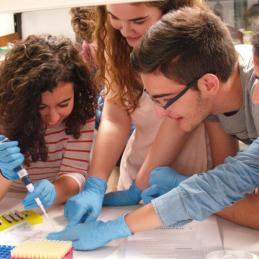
[39,82,74,128]
[106,4,162,47]
[141,72,212,132]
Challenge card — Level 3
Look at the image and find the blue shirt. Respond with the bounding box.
[152,138,259,227]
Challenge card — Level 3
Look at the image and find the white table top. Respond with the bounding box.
[218,217,259,253]
[1,192,259,258]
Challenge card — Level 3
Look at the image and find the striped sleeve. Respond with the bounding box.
[9,119,95,192]
[57,118,95,190]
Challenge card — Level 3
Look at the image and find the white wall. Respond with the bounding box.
[0,13,14,36]
[22,8,75,40]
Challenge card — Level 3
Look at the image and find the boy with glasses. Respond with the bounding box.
[48,7,259,250]
[131,5,259,229]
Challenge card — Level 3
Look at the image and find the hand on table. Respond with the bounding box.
[103,181,141,206]
[47,215,132,250]
[141,166,188,204]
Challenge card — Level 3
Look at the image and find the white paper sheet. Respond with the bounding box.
[124,216,223,259]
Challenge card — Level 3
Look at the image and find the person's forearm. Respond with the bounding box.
[151,138,259,227]
[54,177,80,204]
[136,118,189,190]
[125,189,259,238]
[216,193,259,229]
[0,174,12,201]
[89,119,130,180]
[89,99,131,181]
[125,203,162,233]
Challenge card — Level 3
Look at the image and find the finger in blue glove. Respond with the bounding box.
[47,215,132,251]
[23,179,56,209]
[64,176,107,226]
[103,181,141,206]
[141,167,188,204]
[141,184,160,204]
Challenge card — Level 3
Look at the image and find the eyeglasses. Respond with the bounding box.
[146,77,200,110]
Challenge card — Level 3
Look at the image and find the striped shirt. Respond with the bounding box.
[10,118,95,192]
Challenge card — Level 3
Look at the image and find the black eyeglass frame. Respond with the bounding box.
[147,77,201,110]
[163,77,202,109]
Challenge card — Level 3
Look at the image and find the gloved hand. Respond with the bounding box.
[103,181,141,206]
[64,176,107,226]
[23,179,56,209]
[47,215,132,251]
[0,135,24,181]
[141,166,188,204]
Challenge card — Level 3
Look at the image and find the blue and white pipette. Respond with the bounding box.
[14,165,49,217]
[1,138,48,218]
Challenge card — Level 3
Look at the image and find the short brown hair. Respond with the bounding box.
[131,6,237,84]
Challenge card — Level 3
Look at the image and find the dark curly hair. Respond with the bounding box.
[0,34,97,164]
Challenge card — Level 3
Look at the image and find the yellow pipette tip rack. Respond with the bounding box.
[11,240,73,259]
[0,210,43,232]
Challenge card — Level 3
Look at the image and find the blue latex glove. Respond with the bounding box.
[103,181,141,206]
[47,215,132,251]
[141,166,188,204]
[23,179,56,209]
[64,176,107,226]
[0,135,24,181]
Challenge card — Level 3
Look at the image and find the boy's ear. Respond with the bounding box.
[197,73,220,96]
[252,84,259,104]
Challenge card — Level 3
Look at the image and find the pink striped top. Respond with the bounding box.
[10,118,95,192]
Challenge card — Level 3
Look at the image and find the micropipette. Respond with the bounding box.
[15,165,58,230]
[14,165,50,218]
[0,138,49,219]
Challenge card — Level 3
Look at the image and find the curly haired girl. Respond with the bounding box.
[0,34,96,209]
